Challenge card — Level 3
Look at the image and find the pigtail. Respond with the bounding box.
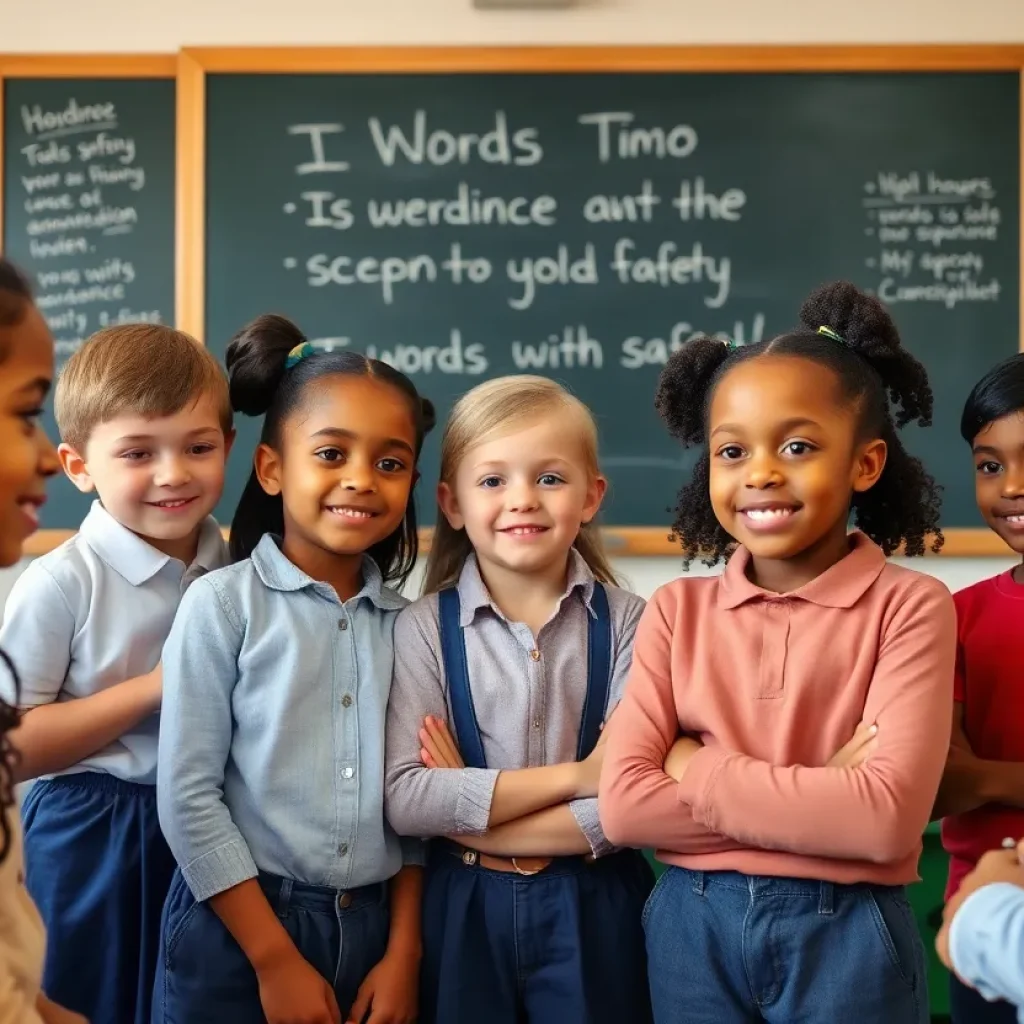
[798,281,943,555]
[656,336,736,565]
[226,314,306,562]
[799,282,933,429]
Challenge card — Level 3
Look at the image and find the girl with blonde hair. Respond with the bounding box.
[385,375,653,1024]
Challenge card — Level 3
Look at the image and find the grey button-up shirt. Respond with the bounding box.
[158,535,423,903]
[385,551,645,858]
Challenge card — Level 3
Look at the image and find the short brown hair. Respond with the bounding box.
[55,324,232,451]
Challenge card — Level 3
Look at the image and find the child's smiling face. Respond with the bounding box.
[707,355,886,589]
[970,410,1024,554]
[0,303,59,566]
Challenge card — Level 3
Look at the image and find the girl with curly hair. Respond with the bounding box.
[0,257,79,1023]
[599,281,956,1024]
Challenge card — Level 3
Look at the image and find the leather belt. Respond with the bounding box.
[447,844,553,876]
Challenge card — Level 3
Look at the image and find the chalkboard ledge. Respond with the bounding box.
[21,527,1012,559]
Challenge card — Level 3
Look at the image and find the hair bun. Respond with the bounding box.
[798,280,901,358]
[419,397,437,434]
[225,313,306,417]
[656,334,733,446]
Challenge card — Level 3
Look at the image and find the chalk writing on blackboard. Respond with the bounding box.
[279,109,757,375]
[12,98,162,361]
[863,171,1003,310]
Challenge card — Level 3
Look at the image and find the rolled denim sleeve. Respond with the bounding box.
[157,576,257,902]
[385,601,499,838]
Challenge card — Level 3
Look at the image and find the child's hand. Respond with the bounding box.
[664,735,703,782]
[419,716,465,769]
[346,948,418,1024]
[257,949,341,1024]
[826,721,878,768]
[136,662,162,715]
[937,844,1024,974]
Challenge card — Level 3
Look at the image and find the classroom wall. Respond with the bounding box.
[2,0,1022,601]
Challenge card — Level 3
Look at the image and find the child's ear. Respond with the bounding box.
[437,481,464,530]
[852,438,887,493]
[581,474,608,525]
[58,443,95,493]
[254,443,282,496]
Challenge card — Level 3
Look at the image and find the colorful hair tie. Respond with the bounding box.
[285,341,315,369]
[721,337,737,351]
[816,325,847,346]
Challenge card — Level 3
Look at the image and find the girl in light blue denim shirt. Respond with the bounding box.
[153,314,434,1024]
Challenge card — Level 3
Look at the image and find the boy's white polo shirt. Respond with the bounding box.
[0,500,227,785]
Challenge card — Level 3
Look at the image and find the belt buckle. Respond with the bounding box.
[462,850,478,866]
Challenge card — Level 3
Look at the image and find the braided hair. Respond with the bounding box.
[655,281,943,566]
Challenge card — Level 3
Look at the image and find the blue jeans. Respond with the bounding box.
[643,867,928,1024]
[152,869,389,1023]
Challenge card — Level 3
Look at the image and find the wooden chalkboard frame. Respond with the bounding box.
[0,54,176,555]
[5,47,1024,557]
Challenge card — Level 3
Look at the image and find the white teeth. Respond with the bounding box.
[329,507,373,519]
[744,508,794,521]
[18,501,38,525]
[154,499,191,508]
[1006,515,1024,524]
[504,526,545,535]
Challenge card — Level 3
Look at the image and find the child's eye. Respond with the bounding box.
[120,450,149,461]
[782,441,816,457]
[717,444,745,461]
[187,444,216,456]
[19,408,43,428]
[977,460,1002,476]
[377,457,406,473]
[538,473,565,486]
[479,476,503,489]
[315,447,345,463]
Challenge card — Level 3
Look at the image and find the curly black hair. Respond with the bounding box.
[0,650,21,866]
[655,280,943,566]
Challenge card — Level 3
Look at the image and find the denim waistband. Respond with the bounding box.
[259,871,386,915]
[36,771,155,800]
[675,868,904,912]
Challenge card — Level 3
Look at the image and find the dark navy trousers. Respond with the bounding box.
[22,772,175,1024]
[420,844,654,1024]
[950,972,1019,1024]
[152,868,389,1023]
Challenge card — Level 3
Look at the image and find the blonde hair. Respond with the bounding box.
[55,324,232,451]
[423,375,619,594]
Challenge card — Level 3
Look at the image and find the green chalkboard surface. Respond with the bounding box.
[2,76,176,530]
[204,71,1018,530]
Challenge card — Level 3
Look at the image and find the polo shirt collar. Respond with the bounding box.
[455,549,598,628]
[78,500,224,587]
[249,534,406,611]
[717,530,886,610]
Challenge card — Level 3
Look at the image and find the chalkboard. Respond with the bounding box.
[200,66,1020,539]
[2,72,176,531]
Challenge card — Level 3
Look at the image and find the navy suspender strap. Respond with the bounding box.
[437,581,612,769]
[437,587,488,770]
[577,582,611,761]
